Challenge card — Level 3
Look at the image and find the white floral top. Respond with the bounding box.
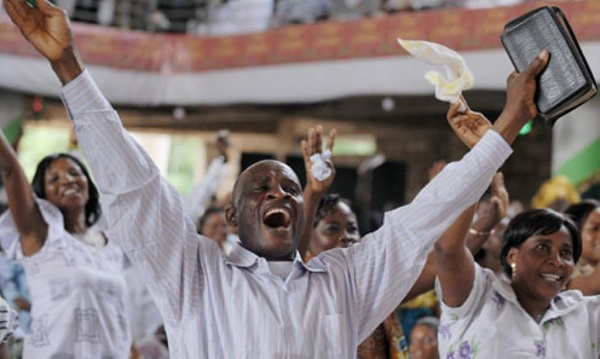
[436,263,600,359]
[0,198,131,359]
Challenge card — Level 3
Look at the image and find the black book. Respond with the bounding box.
[501,6,597,126]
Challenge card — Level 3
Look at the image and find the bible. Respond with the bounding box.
[501,6,597,126]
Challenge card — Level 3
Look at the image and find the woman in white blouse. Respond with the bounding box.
[434,160,600,356]
[0,130,131,358]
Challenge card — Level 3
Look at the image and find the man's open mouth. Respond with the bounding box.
[263,208,291,228]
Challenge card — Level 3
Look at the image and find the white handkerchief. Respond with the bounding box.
[310,150,332,181]
[398,39,474,109]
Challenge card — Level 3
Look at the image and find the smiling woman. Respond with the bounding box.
[435,204,600,358]
[306,193,409,359]
[31,154,99,229]
[0,130,131,358]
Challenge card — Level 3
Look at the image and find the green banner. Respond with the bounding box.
[2,118,22,145]
[556,138,600,186]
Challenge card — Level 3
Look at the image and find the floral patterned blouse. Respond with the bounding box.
[436,263,600,359]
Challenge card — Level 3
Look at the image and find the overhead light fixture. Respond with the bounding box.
[381,96,395,112]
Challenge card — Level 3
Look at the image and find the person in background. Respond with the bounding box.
[397,129,509,340]
[435,205,596,357]
[133,325,169,359]
[0,256,31,352]
[271,0,331,26]
[184,129,232,228]
[197,206,230,252]
[409,316,440,359]
[306,193,408,358]
[303,160,507,357]
[473,217,508,276]
[434,94,600,357]
[531,175,581,212]
[0,145,131,357]
[565,199,600,295]
[0,293,19,359]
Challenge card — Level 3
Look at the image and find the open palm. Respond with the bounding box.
[4,0,73,62]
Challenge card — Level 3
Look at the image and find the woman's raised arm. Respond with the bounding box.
[0,132,47,255]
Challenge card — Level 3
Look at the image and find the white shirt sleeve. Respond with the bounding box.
[183,155,228,225]
[61,70,208,325]
[347,130,512,341]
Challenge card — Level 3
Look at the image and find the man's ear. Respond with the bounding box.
[225,206,238,228]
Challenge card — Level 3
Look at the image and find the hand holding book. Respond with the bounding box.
[492,51,549,145]
[504,51,550,121]
[501,6,597,126]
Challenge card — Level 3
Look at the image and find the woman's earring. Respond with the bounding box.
[510,262,517,277]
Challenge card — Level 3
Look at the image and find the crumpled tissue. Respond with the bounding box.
[310,149,332,181]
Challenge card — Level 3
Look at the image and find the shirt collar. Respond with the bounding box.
[225,242,326,273]
[491,270,586,321]
[294,251,327,273]
[224,242,259,268]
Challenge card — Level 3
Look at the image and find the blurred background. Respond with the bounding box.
[0,0,598,233]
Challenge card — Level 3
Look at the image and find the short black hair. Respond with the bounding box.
[500,208,581,278]
[564,199,600,231]
[313,193,352,227]
[31,153,101,227]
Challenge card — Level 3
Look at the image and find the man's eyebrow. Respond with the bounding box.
[281,177,300,186]
[248,174,270,183]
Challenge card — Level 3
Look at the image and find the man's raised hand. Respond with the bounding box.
[301,125,336,196]
[4,0,72,61]
[4,0,83,84]
[493,51,549,144]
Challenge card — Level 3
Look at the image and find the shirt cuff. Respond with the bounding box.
[60,70,113,119]
[473,129,513,168]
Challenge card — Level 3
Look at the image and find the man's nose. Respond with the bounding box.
[266,184,289,199]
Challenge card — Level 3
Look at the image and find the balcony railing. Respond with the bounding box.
[45,0,547,36]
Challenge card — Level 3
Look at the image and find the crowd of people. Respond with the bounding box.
[26,0,540,35]
[0,0,598,358]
